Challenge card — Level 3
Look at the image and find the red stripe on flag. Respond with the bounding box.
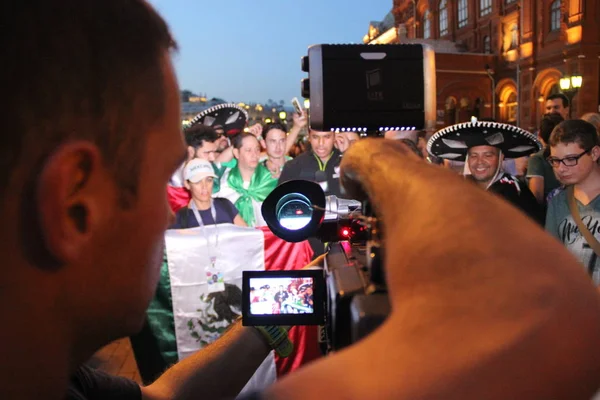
[260,226,323,377]
[167,185,191,213]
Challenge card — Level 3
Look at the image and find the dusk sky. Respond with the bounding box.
[148,0,392,104]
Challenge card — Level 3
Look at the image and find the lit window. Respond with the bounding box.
[550,0,561,31]
[510,24,518,49]
[423,10,431,39]
[439,0,448,36]
[480,0,492,16]
[507,92,518,123]
[483,36,491,53]
[458,0,468,28]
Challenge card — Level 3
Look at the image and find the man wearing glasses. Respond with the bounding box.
[545,120,600,285]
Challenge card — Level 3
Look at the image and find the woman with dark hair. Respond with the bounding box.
[215,133,277,227]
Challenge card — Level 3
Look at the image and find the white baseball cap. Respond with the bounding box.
[184,159,217,183]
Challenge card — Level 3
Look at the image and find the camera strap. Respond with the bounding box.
[567,185,600,260]
[254,325,293,358]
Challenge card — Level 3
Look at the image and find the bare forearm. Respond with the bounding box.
[143,322,271,400]
[216,147,234,163]
[285,127,301,154]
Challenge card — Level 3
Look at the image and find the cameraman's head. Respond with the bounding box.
[2,0,182,361]
[185,124,219,162]
[309,130,335,161]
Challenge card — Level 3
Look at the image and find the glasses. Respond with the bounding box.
[546,149,590,168]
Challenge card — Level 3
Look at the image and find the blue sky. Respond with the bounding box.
[148,0,392,104]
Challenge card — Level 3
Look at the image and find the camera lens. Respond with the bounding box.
[276,193,313,230]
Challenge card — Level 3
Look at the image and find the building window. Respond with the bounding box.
[550,0,561,31]
[480,0,492,16]
[510,24,518,49]
[483,35,491,53]
[505,0,516,4]
[439,0,449,36]
[506,92,517,123]
[423,10,431,39]
[457,0,468,28]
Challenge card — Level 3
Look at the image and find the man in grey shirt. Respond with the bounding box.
[545,120,600,285]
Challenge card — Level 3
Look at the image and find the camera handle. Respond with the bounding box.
[363,200,385,287]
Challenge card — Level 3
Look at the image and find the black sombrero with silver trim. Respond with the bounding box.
[189,103,249,137]
[427,120,541,161]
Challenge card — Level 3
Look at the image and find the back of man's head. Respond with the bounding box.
[549,119,599,149]
[539,113,564,145]
[3,0,176,261]
[0,3,180,392]
[546,93,570,109]
[3,0,176,202]
[185,124,219,148]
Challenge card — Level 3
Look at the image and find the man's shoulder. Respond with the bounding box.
[331,149,343,165]
[288,151,312,164]
[551,187,568,202]
[526,151,547,175]
[214,196,236,212]
[67,365,141,400]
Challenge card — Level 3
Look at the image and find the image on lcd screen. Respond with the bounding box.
[249,277,314,315]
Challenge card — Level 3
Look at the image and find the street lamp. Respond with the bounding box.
[279,111,287,121]
[485,64,496,120]
[559,74,583,119]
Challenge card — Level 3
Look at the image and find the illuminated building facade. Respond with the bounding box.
[366,0,600,131]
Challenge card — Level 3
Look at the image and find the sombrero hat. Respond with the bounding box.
[189,103,248,137]
[427,120,541,161]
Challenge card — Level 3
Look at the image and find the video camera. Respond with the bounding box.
[241,44,436,353]
[242,180,387,352]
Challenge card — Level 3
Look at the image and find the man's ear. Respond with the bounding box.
[36,142,110,263]
[591,146,600,162]
[232,148,240,160]
[187,146,195,160]
[184,180,191,190]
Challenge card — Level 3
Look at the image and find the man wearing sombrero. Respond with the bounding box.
[428,119,544,224]
[167,104,250,212]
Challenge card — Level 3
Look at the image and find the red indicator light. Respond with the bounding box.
[340,228,351,237]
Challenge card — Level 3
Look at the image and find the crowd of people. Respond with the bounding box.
[170,89,600,282]
[250,280,314,315]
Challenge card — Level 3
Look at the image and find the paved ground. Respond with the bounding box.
[86,338,142,384]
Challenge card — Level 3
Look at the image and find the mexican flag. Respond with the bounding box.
[130,224,321,395]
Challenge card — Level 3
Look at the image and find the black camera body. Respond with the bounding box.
[301,43,436,133]
[241,180,389,353]
[322,241,389,352]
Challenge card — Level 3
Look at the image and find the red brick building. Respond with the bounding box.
[365,0,600,131]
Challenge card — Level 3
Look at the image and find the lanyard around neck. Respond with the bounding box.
[314,152,333,172]
[190,200,219,266]
[190,200,217,227]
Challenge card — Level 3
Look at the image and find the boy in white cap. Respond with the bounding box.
[171,159,247,228]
